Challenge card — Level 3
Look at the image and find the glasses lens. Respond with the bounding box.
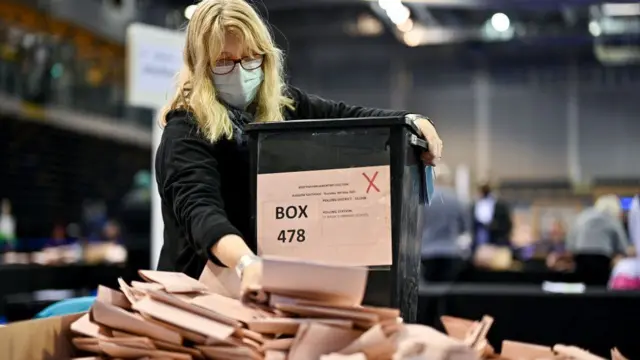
[213,59,235,75]
[241,55,264,70]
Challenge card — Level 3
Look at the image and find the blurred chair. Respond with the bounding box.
[34,296,95,319]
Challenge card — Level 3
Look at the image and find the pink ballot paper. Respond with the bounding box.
[257,165,392,266]
[259,256,369,306]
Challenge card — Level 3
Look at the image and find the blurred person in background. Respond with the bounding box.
[50,224,67,247]
[0,199,16,254]
[471,183,513,252]
[82,200,108,242]
[155,0,443,290]
[0,199,16,264]
[629,195,640,256]
[0,22,20,94]
[566,194,631,285]
[82,220,127,265]
[123,171,151,208]
[421,163,469,282]
[539,218,567,255]
[1,199,24,265]
[37,223,72,265]
[101,220,127,264]
[120,170,152,271]
[101,220,122,243]
[22,34,51,104]
[542,219,573,272]
[609,194,640,290]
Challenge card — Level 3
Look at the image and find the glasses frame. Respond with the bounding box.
[212,55,264,75]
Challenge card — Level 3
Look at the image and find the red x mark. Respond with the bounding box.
[363,171,380,193]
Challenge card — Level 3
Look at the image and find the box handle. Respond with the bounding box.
[409,134,428,150]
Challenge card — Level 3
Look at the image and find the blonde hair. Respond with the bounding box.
[160,0,293,142]
[595,194,622,218]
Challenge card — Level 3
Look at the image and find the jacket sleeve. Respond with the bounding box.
[611,218,630,256]
[155,111,243,265]
[288,86,410,119]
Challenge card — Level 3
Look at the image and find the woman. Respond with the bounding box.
[609,194,640,290]
[566,194,631,285]
[155,0,443,291]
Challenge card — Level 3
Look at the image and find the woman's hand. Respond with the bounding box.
[240,260,263,293]
[413,117,443,165]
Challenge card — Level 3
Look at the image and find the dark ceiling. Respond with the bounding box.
[152,0,640,66]
[160,0,598,37]
[163,0,623,11]
[158,0,600,44]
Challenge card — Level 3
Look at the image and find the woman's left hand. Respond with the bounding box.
[414,117,443,165]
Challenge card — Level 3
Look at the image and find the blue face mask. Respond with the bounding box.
[213,66,264,110]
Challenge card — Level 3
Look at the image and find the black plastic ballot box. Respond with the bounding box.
[245,117,428,322]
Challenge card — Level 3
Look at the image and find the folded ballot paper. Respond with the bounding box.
[66,256,628,360]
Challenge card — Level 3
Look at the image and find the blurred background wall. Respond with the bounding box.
[3,0,639,184]
[0,0,638,246]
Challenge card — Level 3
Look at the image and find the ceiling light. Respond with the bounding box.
[378,0,402,11]
[601,3,640,17]
[356,14,384,36]
[386,5,411,25]
[490,13,510,33]
[589,21,602,36]
[184,4,198,20]
[403,30,422,47]
[397,18,414,33]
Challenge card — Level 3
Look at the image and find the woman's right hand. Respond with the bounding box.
[240,260,263,293]
[211,235,261,293]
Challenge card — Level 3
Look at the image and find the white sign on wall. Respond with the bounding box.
[126,23,185,269]
[126,23,185,109]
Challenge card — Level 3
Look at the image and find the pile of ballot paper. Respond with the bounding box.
[68,256,628,360]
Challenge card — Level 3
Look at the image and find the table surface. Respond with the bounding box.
[419,282,640,358]
[420,282,640,296]
[0,263,125,296]
[457,265,579,284]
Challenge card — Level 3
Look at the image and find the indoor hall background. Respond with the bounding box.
[0,116,151,237]
[0,1,639,349]
[8,0,640,182]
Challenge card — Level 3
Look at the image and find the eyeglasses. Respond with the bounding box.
[212,55,264,75]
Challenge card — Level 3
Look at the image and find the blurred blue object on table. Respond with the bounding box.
[34,296,96,318]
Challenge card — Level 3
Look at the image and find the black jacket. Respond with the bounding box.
[155,86,409,279]
[471,199,513,248]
